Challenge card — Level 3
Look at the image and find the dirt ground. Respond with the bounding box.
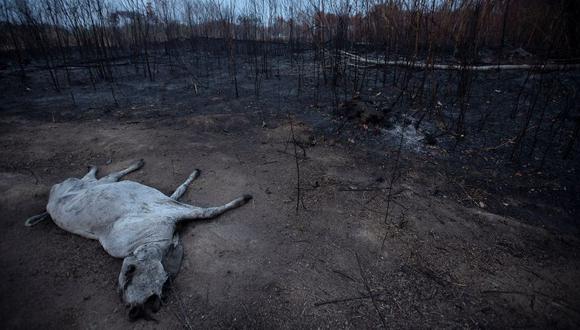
[1,58,579,329]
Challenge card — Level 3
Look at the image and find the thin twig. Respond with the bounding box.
[169,284,193,330]
[355,253,387,329]
[381,120,406,250]
[289,117,305,211]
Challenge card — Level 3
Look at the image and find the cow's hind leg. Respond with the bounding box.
[26,165,96,227]
[99,159,144,183]
[170,169,200,200]
[177,195,252,222]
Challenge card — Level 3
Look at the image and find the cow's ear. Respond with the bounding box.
[162,234,183,277]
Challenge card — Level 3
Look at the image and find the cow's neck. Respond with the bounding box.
[133,241,169,261]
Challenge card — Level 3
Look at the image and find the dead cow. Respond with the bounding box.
[25,159,252,320]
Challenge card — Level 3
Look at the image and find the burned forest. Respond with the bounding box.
[1,0,579,328]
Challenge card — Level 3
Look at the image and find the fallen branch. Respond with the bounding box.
[314,293,381,307]
[482,290,580,315]
[34,61,131,70]
[482,137,516,151]
[338,187,384,192]
[339,50,580,72]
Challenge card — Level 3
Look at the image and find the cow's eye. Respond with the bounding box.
[126,264,136,276]
[124,265,137,290]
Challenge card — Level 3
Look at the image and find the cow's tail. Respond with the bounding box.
[25,212,50,227]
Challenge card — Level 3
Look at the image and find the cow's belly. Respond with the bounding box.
[47,180,173,239]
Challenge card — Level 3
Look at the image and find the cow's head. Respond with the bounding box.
[118,237,183,320]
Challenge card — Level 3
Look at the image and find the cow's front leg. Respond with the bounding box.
[82,165,98,181]
[99,159,145,183]
[170,169,200,201]
[176,195,252,222]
